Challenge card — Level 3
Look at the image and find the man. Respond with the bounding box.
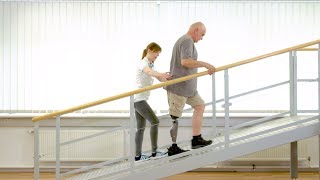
[165,22,216,156]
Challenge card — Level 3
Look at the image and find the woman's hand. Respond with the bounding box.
[159,72,173,82]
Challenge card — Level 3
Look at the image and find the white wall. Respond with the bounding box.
[0,1,319,172]
[1,1,320,112]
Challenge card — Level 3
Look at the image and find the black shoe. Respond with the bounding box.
[167,144,188,156]
[191,136,212,149]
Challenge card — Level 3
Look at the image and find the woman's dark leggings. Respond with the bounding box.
[134,100,159,156]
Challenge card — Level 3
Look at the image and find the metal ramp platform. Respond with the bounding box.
[63,115,320,180]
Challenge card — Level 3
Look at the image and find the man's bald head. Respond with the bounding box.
[189,22,205,30]
[187,22,206,43]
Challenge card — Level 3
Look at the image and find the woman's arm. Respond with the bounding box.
[143,67,172,82]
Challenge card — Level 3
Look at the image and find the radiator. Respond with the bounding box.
[225,138,314,167]
[39,129,127,161]
[234,142,310,161]
[234,139,312,161]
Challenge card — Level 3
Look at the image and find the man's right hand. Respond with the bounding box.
[205,64,215,75]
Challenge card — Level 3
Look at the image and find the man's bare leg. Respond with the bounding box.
[191,104,212,149]
[192,104,205,136]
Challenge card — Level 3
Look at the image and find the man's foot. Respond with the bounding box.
[191,135,212,149]
[135,154,150,162]
[167,144,189,156]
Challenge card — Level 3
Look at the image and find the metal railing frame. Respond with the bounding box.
[32,41,320,180]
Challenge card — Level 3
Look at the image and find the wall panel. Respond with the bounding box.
[0,1,319,112]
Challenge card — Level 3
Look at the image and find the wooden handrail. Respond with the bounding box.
[32,39,320,122]
[298,48,319,51]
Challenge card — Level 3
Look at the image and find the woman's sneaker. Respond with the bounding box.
[151,150,168,159]
[135,154,150,162]
[167,144,189,156]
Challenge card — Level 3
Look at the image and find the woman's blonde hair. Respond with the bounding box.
[141,42,162,59]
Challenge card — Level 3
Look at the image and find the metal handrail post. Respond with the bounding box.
[318,43,320,115]
[289,51,298,116]
[124,129,128,157]
[56,116,61,180]
[317,43,320,175]
[34,122,39,180]
[224,69,230,148]
[289,51,298,179]
[211,74,217,136]
[129,95,135,170]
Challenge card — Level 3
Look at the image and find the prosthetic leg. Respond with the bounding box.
[167,115,188,156]
[170,115,179,143]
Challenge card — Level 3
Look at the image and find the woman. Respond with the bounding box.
[134,42,172,161]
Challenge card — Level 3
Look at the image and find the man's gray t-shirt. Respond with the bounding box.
[166,34,198,97]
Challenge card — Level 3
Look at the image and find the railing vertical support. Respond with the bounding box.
[289,51,298,116]
[290,141,298,180]
[224,69,230,148]
[317,43,320,175]
[56,116,61,180]
[129,95,135,170]
[211,73,217,136]
[123,129,128,157]
[289,51,298,179]
[318,43,320,114]
[34,122,40,180]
